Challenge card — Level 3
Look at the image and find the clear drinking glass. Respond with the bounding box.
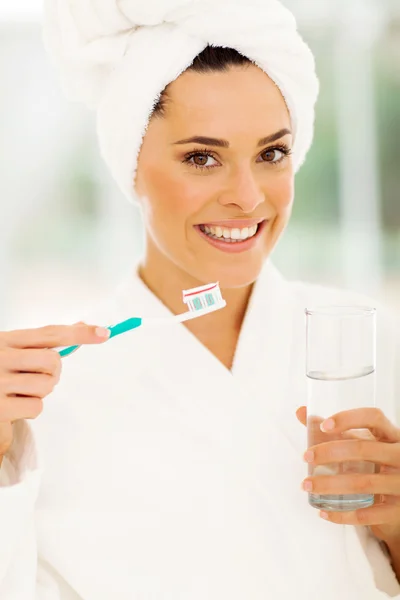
[305,306,376,512]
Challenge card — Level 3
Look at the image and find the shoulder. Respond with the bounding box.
[287,275,382,309]
[283,272,398,331]
[277,270,399,367]
[280,271,400,419]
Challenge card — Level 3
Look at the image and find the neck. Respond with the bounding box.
[137,247,254,368]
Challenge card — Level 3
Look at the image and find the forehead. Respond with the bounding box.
[163,65,291,133]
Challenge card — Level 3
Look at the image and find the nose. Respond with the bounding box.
[217,168,265,213]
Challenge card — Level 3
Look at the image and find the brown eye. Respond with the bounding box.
[184,152,218,169]
[261,149,280,162]
[193,154,209,166]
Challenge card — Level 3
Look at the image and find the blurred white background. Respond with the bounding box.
[0,0,399,330]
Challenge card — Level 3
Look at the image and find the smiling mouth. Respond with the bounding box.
[198,223,261,243]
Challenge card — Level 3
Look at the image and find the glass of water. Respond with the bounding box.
[305,306,376,512]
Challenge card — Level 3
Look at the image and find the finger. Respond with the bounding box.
[318,503,400,526]
[303,473,400,496]
[1,373,56,399]
[320,408,400,443]
[380,495,400,506]
[0,348,62,377]
[296,406,307,426]
[305,439,400,469]
[0,397,43,421]
[2,323,110,350]
[380,465,400,475]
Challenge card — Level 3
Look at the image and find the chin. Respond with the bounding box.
[181,221,280,289]
[185,254,267,290]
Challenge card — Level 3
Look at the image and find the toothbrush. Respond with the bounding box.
[57,282,226,358]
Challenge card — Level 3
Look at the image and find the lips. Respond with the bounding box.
[194,219,268,254]
[199,223,259,242]
[200,218,265,229]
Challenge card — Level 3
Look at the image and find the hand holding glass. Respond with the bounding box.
[305,306,376,512]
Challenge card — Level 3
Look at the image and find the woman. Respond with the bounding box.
[0,1,399,598]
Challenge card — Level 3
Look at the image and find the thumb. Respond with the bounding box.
[296,406,307,427]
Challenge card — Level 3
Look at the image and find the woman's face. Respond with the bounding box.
[135,64,294,289]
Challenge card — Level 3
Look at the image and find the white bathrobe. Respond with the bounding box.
[1,260,399,599]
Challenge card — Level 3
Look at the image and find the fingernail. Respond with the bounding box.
[303,451,315,463]
[320,419,335,432]
[95,327,111,339]
[320,511,329,520]
[302,480,313,492]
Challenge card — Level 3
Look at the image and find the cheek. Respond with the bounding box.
[141,164,205,224]
[268,172,295,213]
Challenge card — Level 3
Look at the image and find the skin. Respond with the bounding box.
[135,65,294,368]
[0,322,110,466]
[297,406,400,576]
[134,63,400,576]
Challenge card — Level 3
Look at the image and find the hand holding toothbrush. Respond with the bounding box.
[57,282,226,358]
[0,282,226,465]
[0,322,110,466]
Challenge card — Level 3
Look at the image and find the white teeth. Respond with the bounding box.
[240,227,249,240]
[201,223,260,242]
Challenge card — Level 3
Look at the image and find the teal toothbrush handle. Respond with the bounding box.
[108,317,143,338]
[58,317,143,358]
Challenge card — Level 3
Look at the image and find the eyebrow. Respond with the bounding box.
[172,128,292,148]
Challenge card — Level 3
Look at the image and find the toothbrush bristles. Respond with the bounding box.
[182,282,225,313]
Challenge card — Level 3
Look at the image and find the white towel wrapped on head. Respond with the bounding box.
[43,0,319,200]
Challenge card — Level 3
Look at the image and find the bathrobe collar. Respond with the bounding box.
[104,258,297,420]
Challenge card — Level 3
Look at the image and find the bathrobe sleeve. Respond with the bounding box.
[0,420,73,599]
[298,281,400,597]
[0,420,42,598]
[362,309,400,597]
